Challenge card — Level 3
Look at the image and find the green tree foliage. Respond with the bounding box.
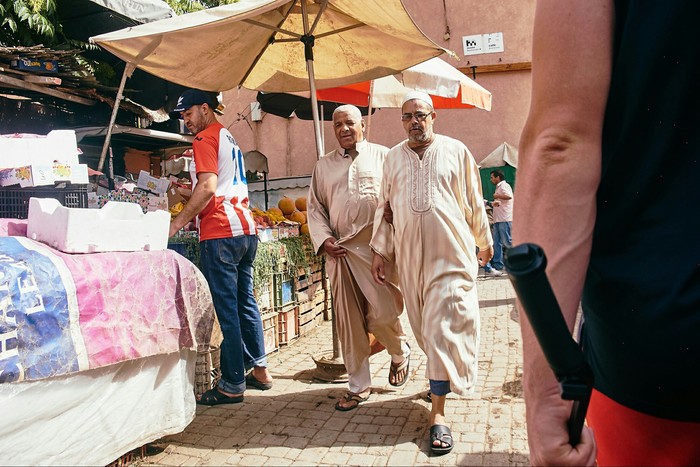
[165,0,240,15]
[0,0,60,46]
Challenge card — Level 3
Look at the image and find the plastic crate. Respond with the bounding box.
[0,184,88,219]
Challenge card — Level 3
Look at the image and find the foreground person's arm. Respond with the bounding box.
[514,0,614,464]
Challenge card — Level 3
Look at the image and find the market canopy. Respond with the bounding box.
[258,56,492,120]
[479,142,518,200]
[90,0,449,162]
[479,141,518,168]
[90,0,448,93]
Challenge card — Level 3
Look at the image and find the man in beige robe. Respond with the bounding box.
[371,92,493,454]
[307,105,410,411]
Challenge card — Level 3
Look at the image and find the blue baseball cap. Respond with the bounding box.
[173,89,219,113]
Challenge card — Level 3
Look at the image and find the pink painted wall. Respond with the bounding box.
[218,0,535,177]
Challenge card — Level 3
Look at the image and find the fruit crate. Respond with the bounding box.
[261,309,278,356]
[297,299,323,337]
[254,276,273,311]
[195,345,221,397]
[277,303,299,345]
[295,277,323,302]
[272,271,296,308]
[0,184,88,219]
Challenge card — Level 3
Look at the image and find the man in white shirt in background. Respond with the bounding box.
[488,169,513,273]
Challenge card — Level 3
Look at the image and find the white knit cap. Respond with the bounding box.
[401,91,433,108]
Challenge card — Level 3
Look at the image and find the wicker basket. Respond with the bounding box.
[195,346,221,396]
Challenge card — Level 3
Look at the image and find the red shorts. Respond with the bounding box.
[586,389,700,466]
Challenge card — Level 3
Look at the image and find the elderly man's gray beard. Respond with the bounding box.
[408,128,432,144]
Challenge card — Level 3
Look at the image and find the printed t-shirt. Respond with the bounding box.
[190,122,256,241]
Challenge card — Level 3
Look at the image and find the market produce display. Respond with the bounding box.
[251,206,285,228]
[251,196,309,235]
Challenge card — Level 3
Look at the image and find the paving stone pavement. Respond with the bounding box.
[139,273,528,466]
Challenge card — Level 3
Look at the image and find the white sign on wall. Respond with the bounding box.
[462,32,505,56]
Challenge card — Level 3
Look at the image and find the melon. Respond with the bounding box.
[295,197,307,211]
[300,224,310,235]
[287,210,306,224]
[278,196,295,215]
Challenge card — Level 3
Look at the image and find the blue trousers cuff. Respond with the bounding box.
[429,379,451,396]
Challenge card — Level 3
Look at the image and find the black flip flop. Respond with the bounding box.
[197,388,244,406]
[246,372,273,390]
[429,424,453,455]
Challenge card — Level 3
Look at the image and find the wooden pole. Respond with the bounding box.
[97,63,135,173]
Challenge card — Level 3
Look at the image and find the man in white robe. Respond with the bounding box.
[371,92,493,454]
[307,105,411,411]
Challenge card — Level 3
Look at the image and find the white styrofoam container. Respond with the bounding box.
[0,130,81,169]
[27,198,170,253]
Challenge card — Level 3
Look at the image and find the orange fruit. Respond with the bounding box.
[278,196,295,215]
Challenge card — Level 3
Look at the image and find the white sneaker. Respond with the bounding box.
[488,269,504,276]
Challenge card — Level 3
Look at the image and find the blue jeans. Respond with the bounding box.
[491,221,512,270]
[200,235,267,395]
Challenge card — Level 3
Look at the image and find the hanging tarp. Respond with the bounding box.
[479,142,518,200]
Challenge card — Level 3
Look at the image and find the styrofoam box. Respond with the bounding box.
[0,130,81,169]
[27,198,170,253]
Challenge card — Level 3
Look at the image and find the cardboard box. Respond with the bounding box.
[278,221,300,239]
[124,151,151,175]
[258,227,279,243]
[0,163,89,187]
[52,164,89,184]
[166,185,185,208]
[0,165,54,187]
[95,189,168,214]
[137,170,170,194]
[10,58,59,73]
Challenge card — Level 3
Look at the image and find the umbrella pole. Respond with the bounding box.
[365,80,374,140]
[305,60,324,161]
[300,0,346,382]
[97,63,135,173]
[301,0,324,161]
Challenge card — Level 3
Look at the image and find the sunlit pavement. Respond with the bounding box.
[140,273,528,466]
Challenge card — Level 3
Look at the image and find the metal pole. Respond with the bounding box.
[301,0,324,160]
[263,171,269,210]
[97,63,135,173]
[301,0,345,378]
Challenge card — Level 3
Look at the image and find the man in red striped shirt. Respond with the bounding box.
[169,89,273,405]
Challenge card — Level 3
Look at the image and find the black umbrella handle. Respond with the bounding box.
[504,243,593,446]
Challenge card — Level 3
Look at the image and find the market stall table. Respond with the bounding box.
[0,219,216,466]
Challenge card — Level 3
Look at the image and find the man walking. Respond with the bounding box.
[371,92,493,455]
[307,105,411,411]
[169,89,272,406]
[488,169,513,273]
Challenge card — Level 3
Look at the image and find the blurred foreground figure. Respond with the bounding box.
[515,1,700,465]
